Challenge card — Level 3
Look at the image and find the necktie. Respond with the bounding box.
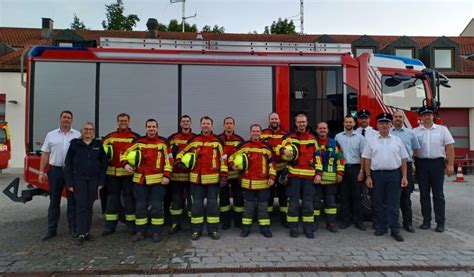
[362,129,366,137]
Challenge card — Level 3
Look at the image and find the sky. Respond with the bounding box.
[0,0,473,36]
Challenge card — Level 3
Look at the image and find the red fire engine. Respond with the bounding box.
[4,38,449,205]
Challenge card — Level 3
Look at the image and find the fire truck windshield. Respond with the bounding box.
[381,76,425,111]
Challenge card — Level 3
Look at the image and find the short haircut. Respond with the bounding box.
[223,116,235,124]
[295,112,307,120]
[250,123,262,131]
[268,112,279,120]
[60,110,73,119]
[200,116,213,124]
[316,121,328,128]
[116,113,130,120]
[145,118,158,127]
[180,114,192,121]
[344,114,355,121]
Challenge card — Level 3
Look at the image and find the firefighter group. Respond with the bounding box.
[39,107,455,246]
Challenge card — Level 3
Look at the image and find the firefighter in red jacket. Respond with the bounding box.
[278,112,323,239]
[175,116,228,240]
[218,117,244,229]
[261,112,289,227]
[122,119,173,243]
[230,124,276,238]
[314,121,345,233]
[102,113,141,236]
[167,115,195,234]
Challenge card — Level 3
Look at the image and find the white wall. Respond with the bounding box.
[0,72,25,168]
[439,78,474,108]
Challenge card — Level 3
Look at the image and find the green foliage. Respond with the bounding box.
[201,24,225,33]
[264,18,296,34]
[102,0,140,31]
[70,14,87,30]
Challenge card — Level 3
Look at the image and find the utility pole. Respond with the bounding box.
[170,0,197,32]
[300,0,304,35]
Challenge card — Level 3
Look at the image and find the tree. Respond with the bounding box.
[201,24,225,33]
[70,14,87,30]
[102,0,140,31]
[264,18,296,34]
[166,19,197,32]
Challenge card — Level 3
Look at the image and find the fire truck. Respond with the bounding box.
[0,122,11,171]
[4,38,449,212]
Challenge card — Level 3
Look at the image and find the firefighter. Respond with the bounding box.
[335,115,367,231]
[391,111,421,233]
[229,124,276,238]
[314,121,345,233]
[261,112,289,227]
[175,116,228,240]
[362,113,408,242]
[122,119,173,243]
[355,109,377,139]
[218,117,244,230]
[167,115,195,235]
[101,113,141,236]
[39,110,80,241]
[279,112,322,239]
[414,106,455,233]
[64,122,107,246]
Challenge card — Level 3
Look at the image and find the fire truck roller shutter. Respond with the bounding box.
[181,65,273,135]
[32,62,96,152]
[98,63,178,136]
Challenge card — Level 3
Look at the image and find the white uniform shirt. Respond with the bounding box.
[41,128,81,167]
[413,124,455,159]
[362,133,409,170]
[335,130,366,164]
[355,126,378,140]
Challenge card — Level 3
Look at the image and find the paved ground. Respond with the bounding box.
[0,168,473,275]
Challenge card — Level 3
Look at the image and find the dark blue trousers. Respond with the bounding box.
[190,184,220,234]
[415,158,446,225]
[372,169,402,234]
[75,178,98,236]
[47,166,76,233]
[400,162,414,226]
[134,184,166,234]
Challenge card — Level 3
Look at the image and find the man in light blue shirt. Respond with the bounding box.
[335,115,367,231]
[391,111,420,233]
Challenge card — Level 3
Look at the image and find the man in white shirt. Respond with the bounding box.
[39,111,81,240]
[414,106,455,233]
[362,112,408,242]
[355,109,378,139]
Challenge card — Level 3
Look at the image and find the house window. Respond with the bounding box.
[395,48,414,58]
[355,47,374,57]
[434,48,454,69]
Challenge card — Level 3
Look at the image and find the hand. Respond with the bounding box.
[282,149,291,156]
[231,165,238,171]
[67,186,74,192]
[220,176,228,188]
[446,165,455,177]
[336,175,343,184]
[365,176,373,188]
[357,171,364,182]
[161,177,170,185]
[401,177,408,188]
[124,164,134,173]
[38,172,46,184]
[313,175,321,184]
[97,185,103,199]
[268,179,275,187]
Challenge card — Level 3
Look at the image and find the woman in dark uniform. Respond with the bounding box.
[64,122,107,246]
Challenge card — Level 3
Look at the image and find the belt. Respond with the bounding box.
[372,169,400,173]
[345,163,360,167]
[415,157,445,161]
[49,165,63,169]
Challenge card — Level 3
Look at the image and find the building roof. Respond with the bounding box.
[1,27,474,77]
